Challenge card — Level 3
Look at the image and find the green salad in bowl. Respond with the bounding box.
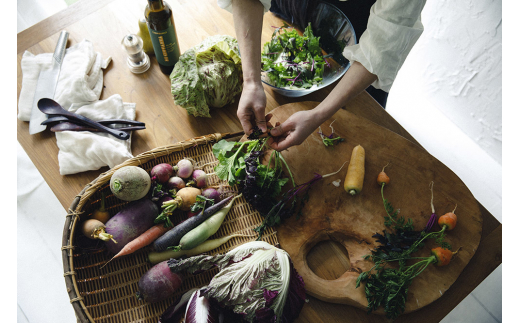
[260,2,356,97]
[261,23,326,90]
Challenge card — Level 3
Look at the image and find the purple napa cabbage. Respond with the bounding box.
[168,241,306,323]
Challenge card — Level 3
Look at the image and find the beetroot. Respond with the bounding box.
[136,261,183,303]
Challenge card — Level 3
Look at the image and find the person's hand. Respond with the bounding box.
[267,110,321,151]
[237,82,267,135]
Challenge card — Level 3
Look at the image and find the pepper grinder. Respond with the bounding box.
[121,34,151,74]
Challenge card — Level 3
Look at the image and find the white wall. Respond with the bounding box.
[387,0,502,222]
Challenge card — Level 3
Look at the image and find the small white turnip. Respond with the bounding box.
[175,159,194,179]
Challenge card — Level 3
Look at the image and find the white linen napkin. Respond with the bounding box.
[56,94,135,175]
[18,39,111,121]
[18,39,137,175]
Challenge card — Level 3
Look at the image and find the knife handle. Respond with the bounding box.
[53,31,69,65]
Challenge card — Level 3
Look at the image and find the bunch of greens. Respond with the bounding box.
[170,35,243,118]
[212,138,299,237]
[356,182,452,319]
[168,241,306,323]
[261,22,325,89]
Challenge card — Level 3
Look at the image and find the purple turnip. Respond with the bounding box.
[188,169,207,188]
[201,187,220,202]
[167,176,186,193]
[104,198,159,254]
[151,163,174,183]
[174,159,194,179]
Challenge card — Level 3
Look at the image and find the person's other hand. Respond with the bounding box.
[267,110,320,151]
[237,82,267,135]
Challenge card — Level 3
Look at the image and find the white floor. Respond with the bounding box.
[16,1,502,322]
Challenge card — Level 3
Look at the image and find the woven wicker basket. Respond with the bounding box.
[62,132,279,323]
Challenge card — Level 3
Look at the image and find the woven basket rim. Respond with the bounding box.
[61,131,243,323]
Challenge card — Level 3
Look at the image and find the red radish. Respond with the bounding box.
[151,163,174,183]
[175,159,194,179]
[136,260,183,303]
[201,187,220,202]
[188,169,207,188]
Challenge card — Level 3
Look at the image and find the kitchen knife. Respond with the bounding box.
[29,30,69,134]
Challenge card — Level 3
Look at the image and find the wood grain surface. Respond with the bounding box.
[271,101,482,314]
[17,1,501,322]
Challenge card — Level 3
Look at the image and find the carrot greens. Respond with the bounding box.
[357,178,457,319]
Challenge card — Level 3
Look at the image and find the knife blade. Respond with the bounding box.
[29,30,69,134]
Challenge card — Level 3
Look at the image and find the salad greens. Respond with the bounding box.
[261,22,325,89]
[212,138,297,237]
[168,241,306,323]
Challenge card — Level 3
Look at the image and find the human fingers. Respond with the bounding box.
[269,120,293,137]
[253,106,267,133]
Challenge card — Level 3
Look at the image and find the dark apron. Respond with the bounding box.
[270,0,388,107]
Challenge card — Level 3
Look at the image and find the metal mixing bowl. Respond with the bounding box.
[261,2,357,97]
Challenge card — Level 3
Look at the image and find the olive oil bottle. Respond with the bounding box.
[145,0,181,75]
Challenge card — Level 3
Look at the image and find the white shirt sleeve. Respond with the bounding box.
[217,0,271,14]
[342,0,427,92]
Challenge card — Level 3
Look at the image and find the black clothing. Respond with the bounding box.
[270,0,388,107]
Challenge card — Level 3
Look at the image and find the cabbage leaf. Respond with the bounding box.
[170,35,243,118]
[168,241,306,323]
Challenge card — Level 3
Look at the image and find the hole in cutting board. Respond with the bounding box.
[306,240,351,280]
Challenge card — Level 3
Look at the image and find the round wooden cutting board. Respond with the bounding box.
[270,102,483,315]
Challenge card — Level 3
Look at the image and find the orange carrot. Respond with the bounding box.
[438,204,458,231]
[101,224,170,269]
[431,247,459,266]
[376,163,390,186]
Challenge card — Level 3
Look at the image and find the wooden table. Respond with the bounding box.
[17,0,502,322]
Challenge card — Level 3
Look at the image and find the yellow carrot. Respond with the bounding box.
[344,145,365,195]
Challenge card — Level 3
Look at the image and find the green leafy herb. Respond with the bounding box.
[356,182,454,319]
[190,195,215,214]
